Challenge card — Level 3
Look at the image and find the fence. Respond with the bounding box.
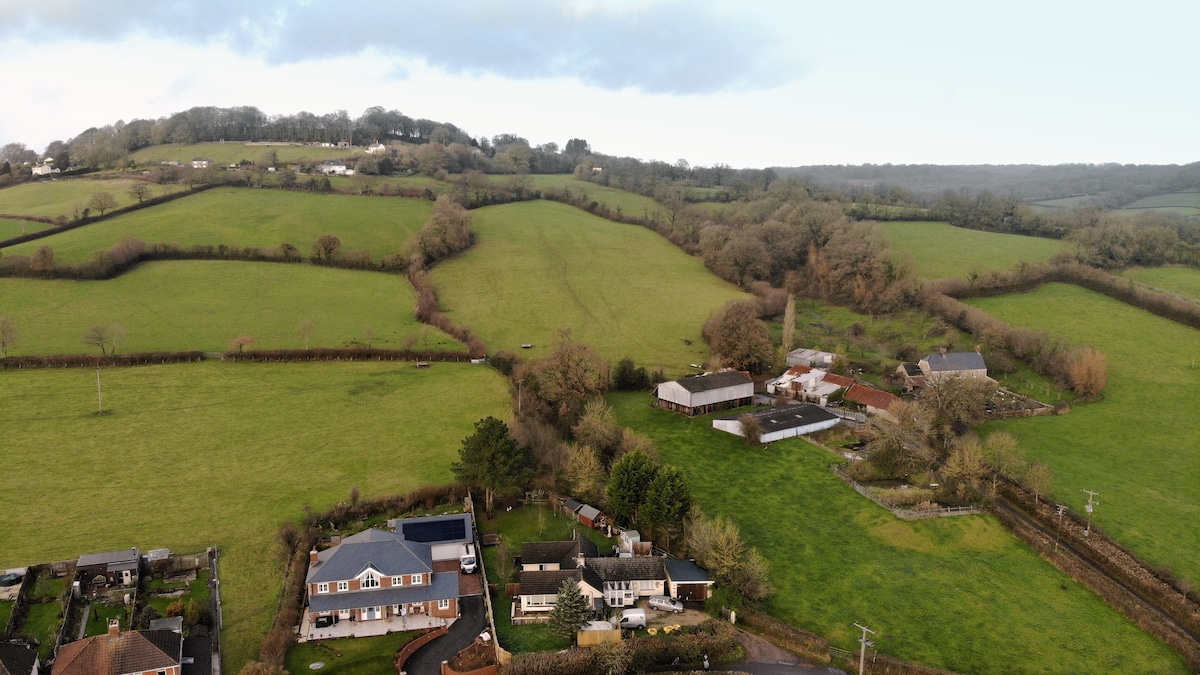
[831,465,983,521]
[208,548,223,675]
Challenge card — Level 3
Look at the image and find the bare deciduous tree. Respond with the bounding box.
[83,324,111,355]
[127,182,153,203]
[296,319,314,349]
[87,192,119,216]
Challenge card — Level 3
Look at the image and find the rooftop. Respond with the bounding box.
[669,371,751,393]
[922,351,987,372]
[719,404,840,434]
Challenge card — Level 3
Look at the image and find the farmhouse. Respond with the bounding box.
[713,404,840,443]
[655,370,753,416]
[366,142,388,155]
[303,513,479,640]
[316,160,354,176]
[31,163,59,176]
[917,350,988,382]
[77,548,140,587]
[664,559,714,602]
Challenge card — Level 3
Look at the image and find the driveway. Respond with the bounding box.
[402,596,486,675]
[715,629,839,675]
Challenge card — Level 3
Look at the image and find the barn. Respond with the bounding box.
[655,371,753,416]
[712,404,840,443]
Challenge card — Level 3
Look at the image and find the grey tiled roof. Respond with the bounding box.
[923,352,986,372]
[518,569,584,596]
[718,404,839,433]
[664,559,712,584]
[307,529,433,583]
[671,371,751,393]
[584,557,665,582]
[308,571,461,612]
[78,549,139,568]
[523,541,581,568]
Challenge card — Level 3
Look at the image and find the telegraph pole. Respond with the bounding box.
[1054,504,1066,552]
[1082,489,1100,537]
[854,622,876,675]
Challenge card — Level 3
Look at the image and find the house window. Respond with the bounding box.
[337,581,349,592]
[527,594,555,607]
[317,583,329,594]
[639,580,657,591]
[438,598,450,610]
[410,574,423,585]
[362,572,379,589]
[391,576,403,586]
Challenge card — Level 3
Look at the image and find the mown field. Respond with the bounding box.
[1121,266,1200,300]
[3,187,432,263]
[525,174,668,221]
[608,393,1187,674]
[1027,195,1100,212]
[0,260,458,354]
[433,200,747,375]
[877,221,1067,280]
[129,142,367,167]
[1118,192,1200,213]
[0,361,511,671]
[969,284,1200,586]
[0,218,49,240]
[0,177,156,220]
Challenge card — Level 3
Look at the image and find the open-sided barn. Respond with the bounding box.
[655,371,753,416]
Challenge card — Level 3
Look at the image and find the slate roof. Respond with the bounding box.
[923,352,986,372]
[53,630,181,675]
[844,384,901,411]
[0,643,37,675]
[149,616,184,633]
[307,529,432,584]
[718,404,839,434]
[518,569,584,596]
[664,559,713,584]
[561,498,583,513]
[181,636,212,675]
[671,371,751,393]
[900,363,923,377]
[78,549,139,568]
[521,539,598,568]
[584,557,665,582]
[308,570,461,612]
[577,504,602,521]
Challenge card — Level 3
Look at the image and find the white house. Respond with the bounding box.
[766,365,854,405]
[366,142,388,155]
[31,164,59,176]
[583,557,665,608]
[191,157,213,169]
[317,160,354,176]
[655,371,753,416]
[713,404,840,443]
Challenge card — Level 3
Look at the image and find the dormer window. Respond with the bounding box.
[337,581,348,592]
[317,583,329,594]
[392,576,403,586]
[411,573,423,585]
[362,571,379,589]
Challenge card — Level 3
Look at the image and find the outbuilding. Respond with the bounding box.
[712,404,840,443]
[664,559,714,601]
[655,371,753,416]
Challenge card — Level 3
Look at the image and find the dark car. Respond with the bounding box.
[313,615,336,628]
[0,573,23,587]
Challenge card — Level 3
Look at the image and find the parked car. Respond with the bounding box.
[649,595,685,613]
[616,608,646,629]
[313,615,336,628]
[0,573,22,587]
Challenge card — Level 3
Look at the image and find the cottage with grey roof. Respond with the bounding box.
[918,351,989,382]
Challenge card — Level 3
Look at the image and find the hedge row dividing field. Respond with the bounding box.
[1121,266,1200,301]
[608,393,1186,674]
[0,361,511,670]
[968,283,1200,587]
[877,220,1068,280]
[3,188,433,263]
[433,200,746,376]
[0,177,153,220]
[0,260,459,354]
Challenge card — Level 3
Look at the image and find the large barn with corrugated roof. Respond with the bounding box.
[654,371,753,416]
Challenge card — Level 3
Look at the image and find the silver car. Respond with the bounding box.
[648,595,685,613]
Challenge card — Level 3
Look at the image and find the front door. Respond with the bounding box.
[364,606,379,620]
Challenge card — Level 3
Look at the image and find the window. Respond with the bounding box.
[317,583,329,594]
[639,580,657,591]
[391,576,403,586]
[337,581,349,592]
[362,572,379,589]
[410,574,423,585]
[438,598,451,610]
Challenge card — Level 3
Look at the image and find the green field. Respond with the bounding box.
[433,200,746,374]
[0,178,155,220]
[877,221,1068,280]
[0,361,511,670]
[1118,192,1200,212]
[526,175,668,221]
[3,188,432,263]
[0,260,457,355]
[1121,266,1200,300]
[1027,195,1101,211]
[968,284,1200,586]
[609,393,1186,674]
[0,218,54,241]
[129,143,367,167]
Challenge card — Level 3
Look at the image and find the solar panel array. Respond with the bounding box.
[401,517,467,543]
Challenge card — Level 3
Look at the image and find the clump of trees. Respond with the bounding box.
[410,195,472,269]
[685,508,772,602]
[452,416,530,515]
[702,300,774,374]
[514,330,610,432]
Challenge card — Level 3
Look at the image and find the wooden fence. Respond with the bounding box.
[831,465,983,521]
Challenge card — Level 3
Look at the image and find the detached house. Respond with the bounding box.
[51,620,188,675]
[655,371,753,416]
[515,539,603,616]
[584,557,666,608]
[303,514,479,640]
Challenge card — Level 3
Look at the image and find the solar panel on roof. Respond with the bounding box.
[401,518,466,543]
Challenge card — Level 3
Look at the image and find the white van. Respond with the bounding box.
[648,595,685,613]
[460,543,477,574]
[616,608,646,629]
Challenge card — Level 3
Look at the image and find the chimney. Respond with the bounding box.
[310,548,319,564]
[108,618,120,637]
[939,346,948,357]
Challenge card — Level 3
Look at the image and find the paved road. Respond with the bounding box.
[402,596,486,675]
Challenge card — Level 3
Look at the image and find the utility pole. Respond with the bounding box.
[516,378,525,415]
[96,367,104,415]
[1082,489,1099,537]
[1054,504,1066,552]
[854,622,876,675]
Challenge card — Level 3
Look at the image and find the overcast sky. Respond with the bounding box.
[1,0,1196,168]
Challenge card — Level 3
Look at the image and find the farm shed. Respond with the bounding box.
[786,348,838,368]
[664,559,714,601]
[713,404,840,443]
[77,548,140,587]
[843,384,902,418]
[655,371,753,416]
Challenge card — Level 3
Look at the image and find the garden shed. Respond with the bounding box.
[655,371,753,416]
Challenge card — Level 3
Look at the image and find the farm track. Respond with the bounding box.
[993,496,1200,654]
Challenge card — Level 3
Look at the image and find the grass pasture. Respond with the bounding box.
[129,143,366,168]
[877,221,1067,280]
[0,219,54,241]
[0,178,152,221]
[433,200,747,374]
[1121,265,1200,300]
[608,393,1187,674]
[525,175,669,222]
[1117,192,1200,215]
[968,284,1200,586]
[3,188,432,263]
[0,260,458,355]
[0,361,511,670]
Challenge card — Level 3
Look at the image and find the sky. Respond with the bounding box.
[1,0,1197,169]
